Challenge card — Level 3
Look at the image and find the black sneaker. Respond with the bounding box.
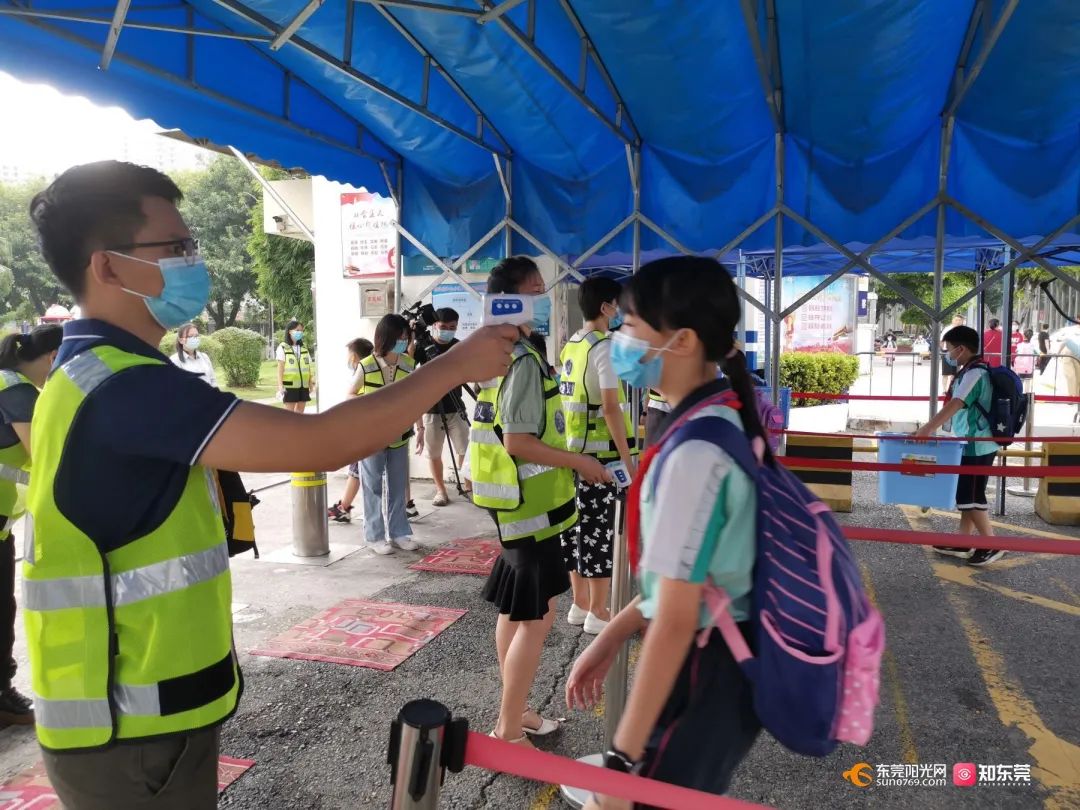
[0,686,34,725]
[406,500,420,519]
[968,549,1006,567]
[327,502,352,524]
[933,546,975,560]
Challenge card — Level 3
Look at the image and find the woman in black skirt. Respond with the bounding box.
[474,257,610,745]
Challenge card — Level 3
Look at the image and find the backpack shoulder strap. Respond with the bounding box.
[655,416,758,484]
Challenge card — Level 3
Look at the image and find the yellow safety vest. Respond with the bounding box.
[559,331,637,461]
[279,343,313,388]
[357,354,416,449]
[24,346,240,752]
[0,369,32,541]
[469,342,577,544]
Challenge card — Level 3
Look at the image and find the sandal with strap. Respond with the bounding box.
[489,730,532,746]
[521,710,561,737]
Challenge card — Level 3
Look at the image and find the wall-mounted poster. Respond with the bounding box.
[341,191,397,279]
[781,276,854,353]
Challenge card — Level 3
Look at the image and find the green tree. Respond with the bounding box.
[176,157,260,329]
[247,169,314,328]
[0,180,70,317]
[872,272,1005,326]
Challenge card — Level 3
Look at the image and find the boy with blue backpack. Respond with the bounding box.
[916,324,1020,566]
[566,257,883,808]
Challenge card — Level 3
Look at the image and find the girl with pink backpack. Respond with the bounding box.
[566,257,883,809]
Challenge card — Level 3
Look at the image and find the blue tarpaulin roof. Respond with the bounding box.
[1,0,1078,272]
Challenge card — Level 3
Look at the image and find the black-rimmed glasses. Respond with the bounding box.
[106,237,200,264]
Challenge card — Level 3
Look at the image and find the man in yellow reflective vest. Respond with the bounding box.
[559,278,638,634]
[25,161,518,808]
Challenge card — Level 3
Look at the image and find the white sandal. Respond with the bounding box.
[521,712,561,737]
[489,730,530,745]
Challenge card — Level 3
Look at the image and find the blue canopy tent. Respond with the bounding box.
[1,0,1079,398]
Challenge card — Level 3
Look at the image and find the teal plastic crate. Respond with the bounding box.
[877,434,963,509]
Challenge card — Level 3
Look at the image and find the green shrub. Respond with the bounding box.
[779,352,859,407]
[210,327,264,387]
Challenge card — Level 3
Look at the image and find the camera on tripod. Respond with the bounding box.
[402,301,439,359]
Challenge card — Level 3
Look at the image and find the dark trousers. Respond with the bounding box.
[42,727,221,810]
[637,628,760,808]
[1,531,16,686]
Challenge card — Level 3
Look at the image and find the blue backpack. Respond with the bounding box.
[653,398,885,756]
[958,362,1027,446]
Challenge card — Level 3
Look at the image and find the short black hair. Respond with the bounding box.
[988,318,1000,330]
[578,277,622,320]
[488,256,540,294]
[943,324,980,354]
[374,314,409,356]
[1042,323,1050,330]
[29,161,182,299]
[434,307,459,324]
[284,319,304,346]
[1024,328,1034,341]
[347,337,374,360]
[0,325,63,371]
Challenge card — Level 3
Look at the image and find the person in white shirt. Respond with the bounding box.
[170,322,218,388]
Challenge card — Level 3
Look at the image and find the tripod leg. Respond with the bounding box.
[440,411,467,497]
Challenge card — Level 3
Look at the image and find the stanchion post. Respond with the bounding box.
[388,700,467,810]
[1008,391,1038,498]
[603,497,629,748]
[290,472,329,557]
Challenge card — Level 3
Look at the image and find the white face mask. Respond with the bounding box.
[184,336,200,351]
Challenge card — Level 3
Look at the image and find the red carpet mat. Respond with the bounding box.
[250,599,467,671]
[0,758,254,807]
[409,537,501,575]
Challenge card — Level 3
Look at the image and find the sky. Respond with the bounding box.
[0,70,209,176]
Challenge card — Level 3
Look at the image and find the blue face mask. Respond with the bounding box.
[943,351,958,368]
[609,308,624,331]
[531,295,552,330]
[610,330,678,389]
[434,329,456,343]
[291,330,304,342]
[392,339,409,355]
[114,253,210,329]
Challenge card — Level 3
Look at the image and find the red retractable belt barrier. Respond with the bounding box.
[778,457,1080,478]
[843,526,1080,556]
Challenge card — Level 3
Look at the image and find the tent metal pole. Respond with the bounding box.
[476,0,526,23]
[356,0,483,18]
[505,158,513,257]
[930,196,945,420]
[230,146,315,241]
[394,165,404,313]
[942,0,1019,119]
[636,215,769,318]
[98,0,131,69]
[508,221,585,283]
[780,205,936,320]
[374,3,511,154]
[474,0,633,145]
[0,7,270,40]
[211,0,507,158]
[270,0,323,50]
[452,219,507,271]
[945,199,1080,295]
[940,212,1080,318]
[779,198,938,319]
[572,215,636,270]
[771,133,783,398]
[715,208,780,259]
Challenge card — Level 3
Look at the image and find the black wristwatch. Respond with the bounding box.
[602,748,638,773]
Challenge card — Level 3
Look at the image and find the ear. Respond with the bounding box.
[669,327,700,356]
[89,250,124,289]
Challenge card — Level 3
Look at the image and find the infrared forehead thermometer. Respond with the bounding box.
[481,294,534,327]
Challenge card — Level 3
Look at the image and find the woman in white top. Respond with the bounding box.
[170,322,218,388]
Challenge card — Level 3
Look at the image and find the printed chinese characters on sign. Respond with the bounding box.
[340,191,397,280]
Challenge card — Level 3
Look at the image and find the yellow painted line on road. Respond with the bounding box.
[857,559,918,765]
[932,563,1080,618]
[1051,577,1080,608]
[902,507,1080,808]
[530,783,560,810]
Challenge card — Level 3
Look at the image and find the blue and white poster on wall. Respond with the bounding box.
[430,283,550,338]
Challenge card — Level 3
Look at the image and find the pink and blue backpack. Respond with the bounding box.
[651,394,885,756]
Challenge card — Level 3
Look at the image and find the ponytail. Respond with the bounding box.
[722,349,774,464]
[0,325,63,371]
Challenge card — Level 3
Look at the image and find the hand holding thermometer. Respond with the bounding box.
[480,294,534,329]
[606,460,631,489]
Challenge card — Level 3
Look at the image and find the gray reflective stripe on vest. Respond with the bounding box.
[472,482,519,501]
[517,463,555,480]
[562,402,590,413]
[113,544,229,607]
[114,682,162,716]
[35,682,166,728]
[62,351,114,395]
[469,429,500,445]
[583,440,615,453]
[33,696,113,729]
[0,464,29,485]
[22,516,34,564]
[0,369,23,387]
[477,378,500,390]
[566,436,586,451]
[24,544,229,612]
[500,512,554,538]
